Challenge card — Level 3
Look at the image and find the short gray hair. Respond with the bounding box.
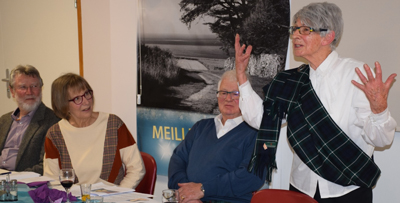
[293,2,344,50]
[9,65,43,88]
[217,70,237,90]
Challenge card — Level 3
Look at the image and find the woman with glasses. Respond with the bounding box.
[43,73,145,189]
[235,2,396,203]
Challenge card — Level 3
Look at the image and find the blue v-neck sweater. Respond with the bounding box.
[168,118,264,203]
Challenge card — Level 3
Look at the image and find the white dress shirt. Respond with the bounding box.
[214,114,244,139]
[238,51,397,198]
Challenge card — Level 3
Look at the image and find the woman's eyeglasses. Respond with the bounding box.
[68,90,93,105]
[289,26,328,35]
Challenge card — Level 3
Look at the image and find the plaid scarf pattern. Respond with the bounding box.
[248,65,380,188]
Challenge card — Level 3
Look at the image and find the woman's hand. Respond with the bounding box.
[352,61,397,114]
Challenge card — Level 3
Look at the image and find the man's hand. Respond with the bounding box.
[351,61,397,114]
[177,182,204,203]
[235,34,252,85]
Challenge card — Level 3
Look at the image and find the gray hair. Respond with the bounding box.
[9,65,43,88]
[293,2,344,50]
[217,70,237,90]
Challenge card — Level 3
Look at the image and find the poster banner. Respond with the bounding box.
[137,0,290,114]
[137,107,213,175]
[137,0,290,176]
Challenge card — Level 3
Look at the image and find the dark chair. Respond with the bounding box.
[135,152,157,195]
[251,189,318,203]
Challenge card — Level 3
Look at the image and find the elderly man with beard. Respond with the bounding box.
[0,65,59,174]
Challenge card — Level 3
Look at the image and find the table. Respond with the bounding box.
[7,184,34,203]
[12,184,83,203]
[11,183,158,203]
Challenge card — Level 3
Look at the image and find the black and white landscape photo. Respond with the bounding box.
[138,0,290,115]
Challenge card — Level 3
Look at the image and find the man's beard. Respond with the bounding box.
[15,93,42,113]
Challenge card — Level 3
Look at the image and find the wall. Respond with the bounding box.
[80,0,400,202]
[80,0,137,139]
[0,0,79,115]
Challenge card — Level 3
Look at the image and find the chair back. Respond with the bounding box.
[135,152,157,195]
[251,189,317,203]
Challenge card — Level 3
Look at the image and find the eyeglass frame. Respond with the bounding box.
[15,84,42,93]
[216,90,240,100]
[289,26,328,35]
[68,90,93,105]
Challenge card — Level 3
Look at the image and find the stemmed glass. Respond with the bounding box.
[59,168,75,203]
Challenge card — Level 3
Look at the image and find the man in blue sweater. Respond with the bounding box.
[168,70,264,203]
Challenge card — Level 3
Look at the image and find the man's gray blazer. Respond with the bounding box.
[0,102,60,175]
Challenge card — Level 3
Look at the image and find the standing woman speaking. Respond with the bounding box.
[236,2,397,203]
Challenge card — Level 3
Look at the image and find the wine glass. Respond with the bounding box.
[59,168,75,203]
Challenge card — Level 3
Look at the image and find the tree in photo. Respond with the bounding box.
[179,0,289,58]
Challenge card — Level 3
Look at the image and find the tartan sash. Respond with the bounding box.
[248,64,380,188]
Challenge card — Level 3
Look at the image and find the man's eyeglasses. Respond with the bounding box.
[16,84,41,93]
[289,26,328,35]
[217,91,240,100]
[68,90,93,105]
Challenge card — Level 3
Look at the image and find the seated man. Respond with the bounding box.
[0,65,60,174]
[168,70,264,203]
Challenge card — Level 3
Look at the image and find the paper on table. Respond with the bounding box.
[0,171,40,180]
[19,175,56,184]
[0,169,11,175]
[70,182,136,197]
[102,192,157,203]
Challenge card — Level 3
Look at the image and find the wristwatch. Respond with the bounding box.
[200,183,205,194]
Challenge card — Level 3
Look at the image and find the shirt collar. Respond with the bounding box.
[215,114,243,126]
[11,104,39,121]
[310,51,338,76]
